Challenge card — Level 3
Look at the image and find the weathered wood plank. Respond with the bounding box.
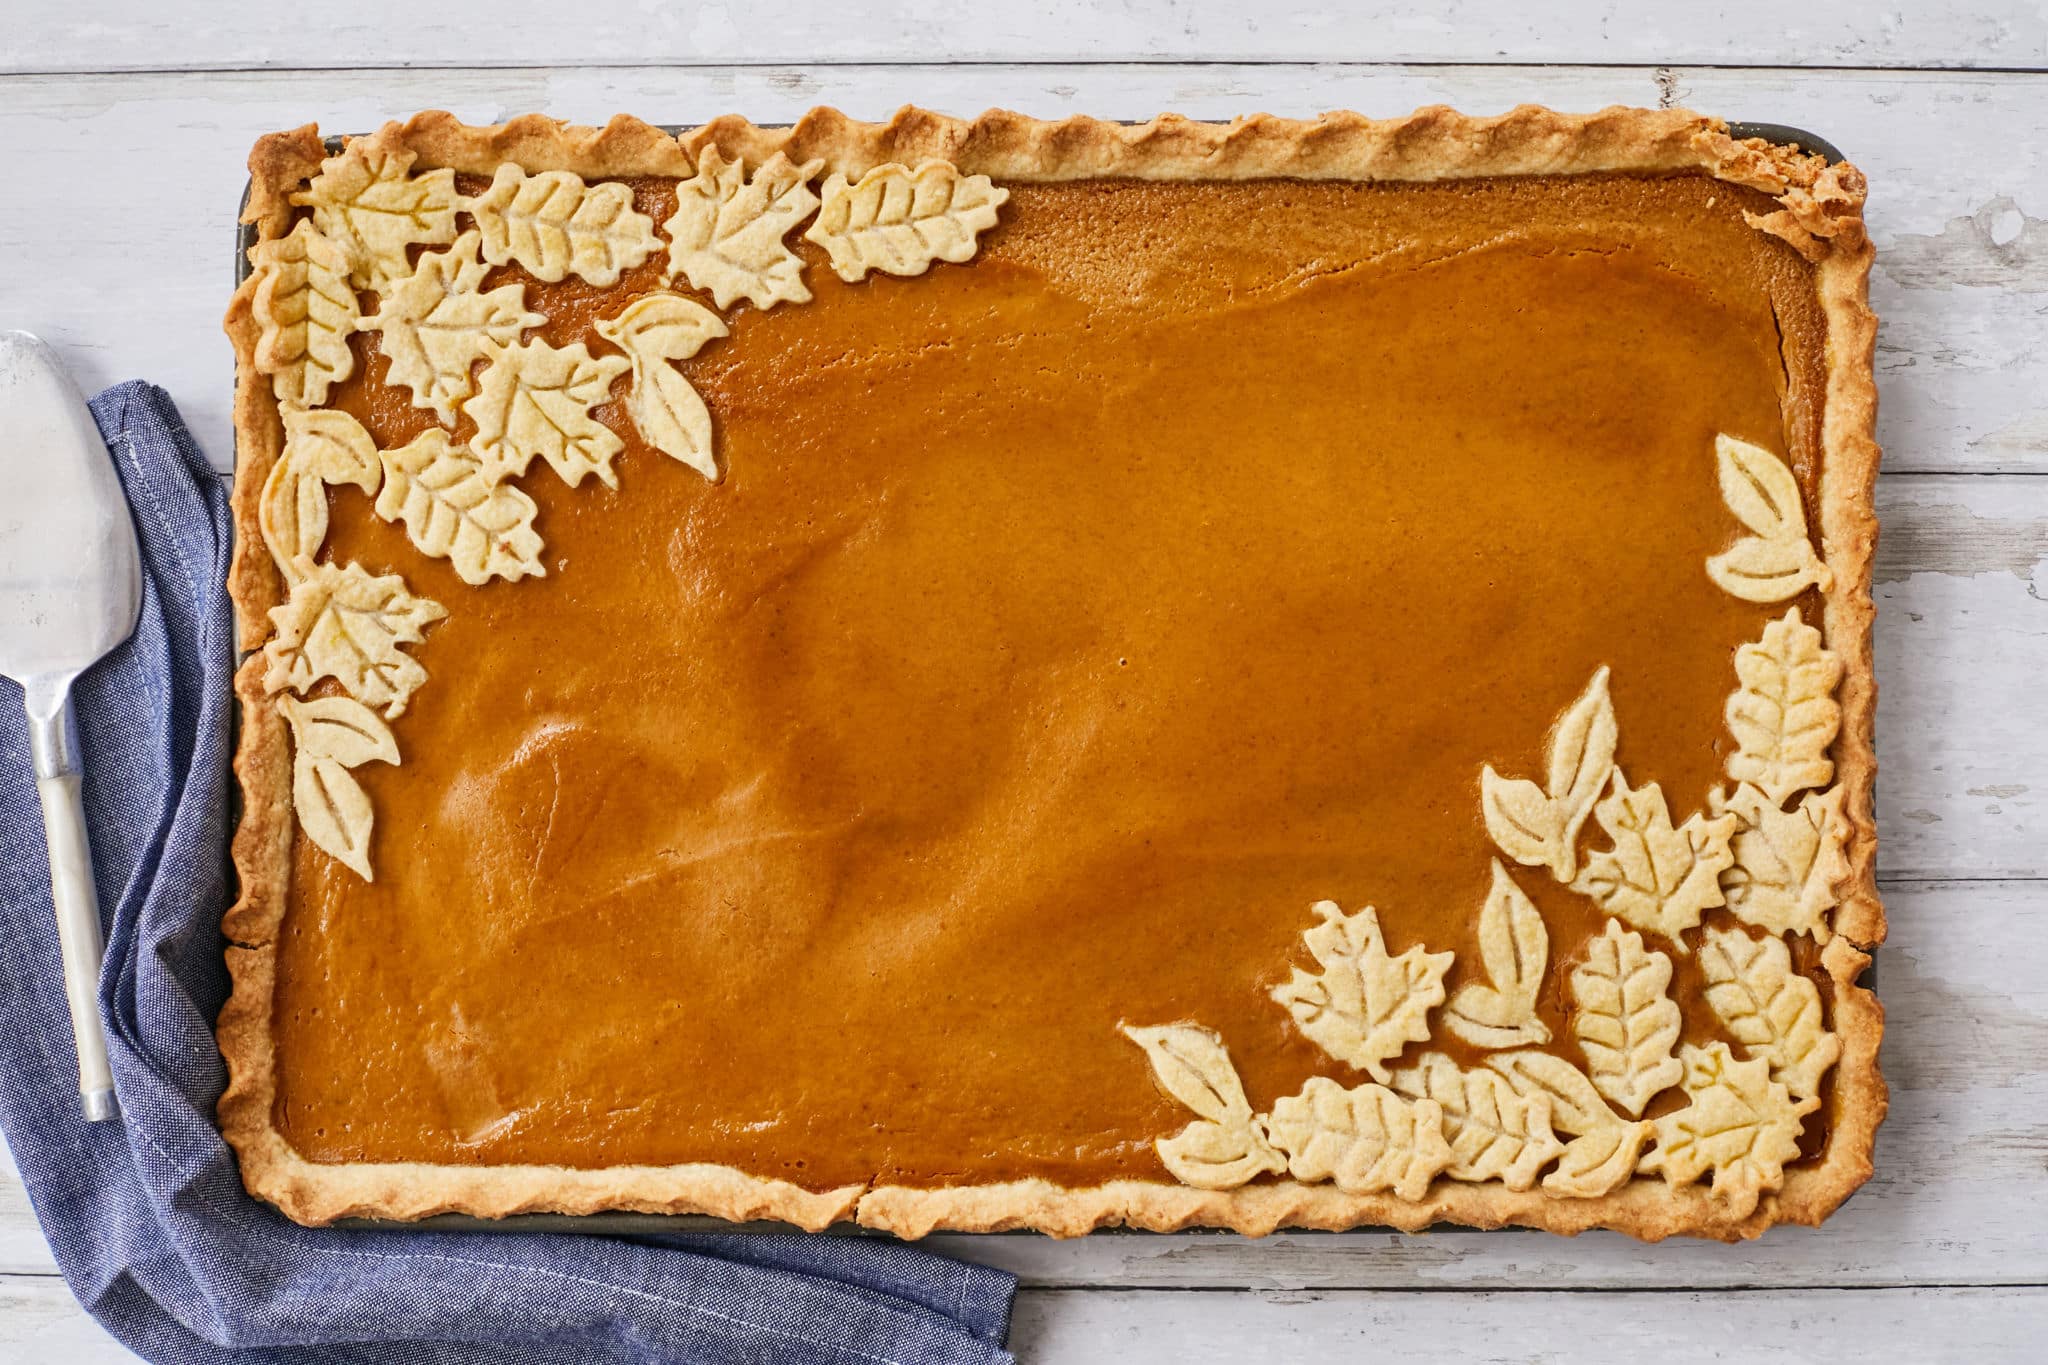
[4,1,2045,74]
[1009,1286,2048,1360]
[1,65,2042,477]
[0,1276,132,1362]
[2,881,2041,1288]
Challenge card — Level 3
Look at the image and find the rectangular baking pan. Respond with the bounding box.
[231,116,1852,1239]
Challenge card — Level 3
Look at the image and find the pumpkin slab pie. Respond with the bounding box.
[219,106,1883,1241]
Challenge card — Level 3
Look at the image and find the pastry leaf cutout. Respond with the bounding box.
[1263,1078,1451,1200]
[262,560,446,719]
[1482,667,1617,882]
[376,430,545,586]
[359,230,544,425]
[594,293,730,481]
[665,149,823,310]
[1389,1052,1562,1191]
[1726,607,1843,807]
[1270,902,1454,1083]
[1121,1024,1285,1190]
[1697,927,1843,1103]
[260,407,381,582]
[1714,782,1850,941]
[1706,435,1833,602]
[1442,861,1553,1049]
[1568,919,1684,1117]
[466,165,662,287]
[464,338,631,489]
[1485,1051,1653,1199]
[279,695,397,881]
[804,161,1009,282]
[289,142,458,291]
[1570,771,1737,945]
[1644,1042,1817,1217]
[250,220,359,408]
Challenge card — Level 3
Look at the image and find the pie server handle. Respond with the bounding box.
[25,684,118,1122]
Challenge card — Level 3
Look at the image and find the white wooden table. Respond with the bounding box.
[5,3,2048,1358]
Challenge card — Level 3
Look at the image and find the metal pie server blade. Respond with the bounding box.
[0,332,143,1122]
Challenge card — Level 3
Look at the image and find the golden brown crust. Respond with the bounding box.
[222,104,1883,1238]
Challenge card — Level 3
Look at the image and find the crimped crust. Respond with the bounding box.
[220,105,1883,1239]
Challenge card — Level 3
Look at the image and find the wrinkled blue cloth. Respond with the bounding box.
[0,382,1015,1365]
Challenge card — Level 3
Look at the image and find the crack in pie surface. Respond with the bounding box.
[220,105,1883,1240]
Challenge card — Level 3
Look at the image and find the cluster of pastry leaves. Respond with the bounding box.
[1125,436,1849,1218]
[247,141,1008,879]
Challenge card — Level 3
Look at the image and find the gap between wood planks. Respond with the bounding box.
[11,61,2048,79]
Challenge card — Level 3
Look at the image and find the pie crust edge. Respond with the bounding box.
[217,104,1884,1240]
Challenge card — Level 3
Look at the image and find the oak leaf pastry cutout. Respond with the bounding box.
[594,293,730,481]
[289,142,458,292]
[804,162,1009,282]
[464,338,632,489]
[262,559,446,719]
[358,231,545,426]
[465,165,662,287]
[1262,1078,1451,1200]
[1706,434,1833,602]
[1713,782,1850,941]
[376,430,546,586]
[1121,1024,1285,1190]
[1726,607,1843,807]
[664,149,824,310]
[1485,1051,1653,1199]
[1643,1041,1818,1216]
[250,220,359,408]
[1270,902,1454,1083]
[1697,926,1843,1103]
[280,695,398,881]
[260,407,381,582]
[1567,919,1684,1117]
[1388,1052,1563,1191]
[1570,771,1738,945]
[1442,860,1553,1049]
[1482,667,1617,882]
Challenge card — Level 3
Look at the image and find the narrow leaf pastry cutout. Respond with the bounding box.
[804,162,1009,282]
[1486,1051,1653,1199]
[1697,927,1842,1102]
[1389,1053,1562,1190]
[262,560,446,719]
[358,231,543,425]
[464,338,631,488]
[249,220,359,408]
[280,695,398,881]
[465,165,661,287]
[594,294,730,481]
[1568,920,1684,1117]
[1270,902,1454,1082]
[1726,607,1843,806]
[376,430,545,585]
[1482,667,1617,882]
[259,407,381,582]
[289,141,458,291]
[664,149,824,310]
[1262,1078,1450,1200]
[1714,782,1850,941]
[1443,861,1552,1048]
[1121,1024,1284,1190]
[1706,434,1833,602]
[1570,771,1737,944]
[1644,1042,1817,1217]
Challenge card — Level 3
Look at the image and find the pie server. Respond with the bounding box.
[0,331,142,1122]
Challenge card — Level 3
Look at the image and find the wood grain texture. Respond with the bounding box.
[1,27,2044,1358]
[5,1,2046,73]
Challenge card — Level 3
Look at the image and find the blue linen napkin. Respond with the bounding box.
[0,381,1016,1365]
